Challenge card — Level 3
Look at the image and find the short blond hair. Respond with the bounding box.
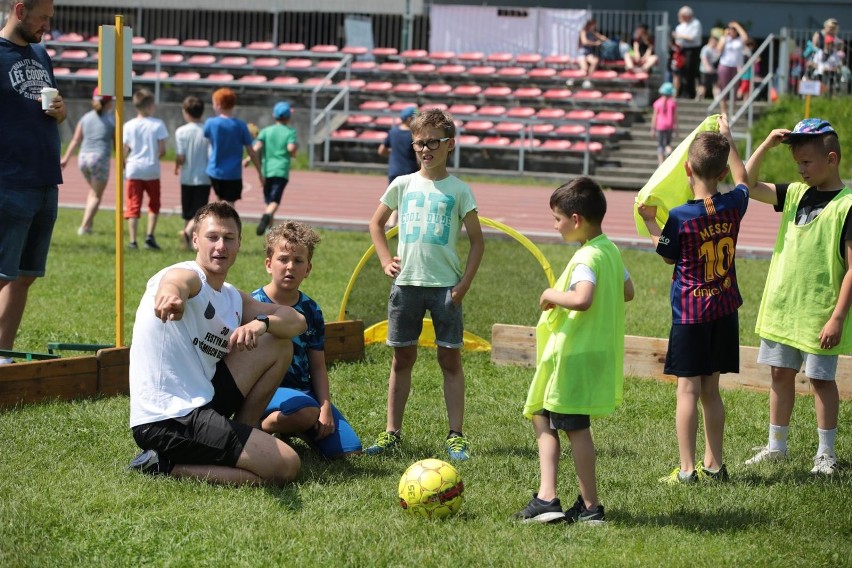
[265,220,321,260]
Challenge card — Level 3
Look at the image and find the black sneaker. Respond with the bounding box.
[128,241,138,250]
[144,235,161,250]
[698,463,730,482]
[564,495,605,525]
[512,494,566,523]
[127,449,173,475]
[256,214,272,236]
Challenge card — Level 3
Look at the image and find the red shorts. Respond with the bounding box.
[125,179,161,218]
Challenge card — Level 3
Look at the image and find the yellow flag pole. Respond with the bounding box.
[114,15,125,347]
[804,94,811,119]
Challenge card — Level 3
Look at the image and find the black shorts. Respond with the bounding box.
[538,409,591,432]
[180,184,210,220]
[130,361,253,467]
[664,311,739,377]
[210,178,243,202]
[263,177,289,205]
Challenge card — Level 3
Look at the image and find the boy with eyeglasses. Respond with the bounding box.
[366,108,485,461]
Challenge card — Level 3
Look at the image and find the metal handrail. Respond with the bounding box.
[308,54,353,168]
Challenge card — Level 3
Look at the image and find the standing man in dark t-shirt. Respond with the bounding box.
[0,0,65,364]
[378,106,419,227]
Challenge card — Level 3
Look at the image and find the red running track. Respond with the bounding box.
[57,161,780,257]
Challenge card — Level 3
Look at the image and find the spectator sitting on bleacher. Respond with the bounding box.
[577,19,608,87]
[624,23,659,72]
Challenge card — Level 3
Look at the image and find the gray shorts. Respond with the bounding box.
[387,284,463,348]
[535,409,591,432]
[757,339,839,381]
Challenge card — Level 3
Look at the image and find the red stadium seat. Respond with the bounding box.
[468,65,496,77]
[619,71,649,82]
[510,137,541,148]
[452,85,482,97]
[437,64,465,76]
[219,56,248,66]
[400,49,428,60]
[390,101,418,111]
[346,114,374,126]
[559,69,586,80]
[337,79,366,89]
[237,74,268,84]
[141,70,169,79]
[357,130,388,141]
[316,59,343,70]
[408,63,437,74]
[151,37,179,46]
[423,83,452,96]
[214,40,242,49]
[364,81,393,93]
[332,129,357,139]
[448,104,478,116]
[535,108,566,120]
[571,141,604,153]
[52,67,71,76]
[270,76,299,85]
[457,134,481,145]
[246,41,275,50]
[182,39,210,48]
[540,139,572,151]
[173,71,202,80]
[359,100,390,111]
[132,51,152,63]
[566,109,595,121]
[311,44,339,53]
[555,124,586,136]
[506,106,536,118]
[429,51,456,62]
[278,43,306,52]
[496,66,527,78]
[284,58,313,70]
[588,125,617,137]
[603,91,633,103]
[132,37,147,45]
[515,53,542,66]
[480,136,511,146]
[477,105,507,116]
[187,54,216,65]
[528,68,557,79]
[253,57,281,68]
[495,122,525,134]
[486,52,513,65]
[542,88,573,101]
[206,72,234,81]
[351,61,377,71]
[420,103,449,111]
[60,49,88,60]
[302,77,332,87]
[74,68,99,77]
[342,46,369,56]
[594,111,626,123]
[374,116,399,128]
[159,53,184,64]
[590,70,618,80]
[573,90,603,101]
[457,52,484,63]
[57,33,85,42]
[46,48,56,57]
[482,86,512,99]
[513,87,542,99]
[378,62,406,73]
[392,82,422,94]
[532,123,555,135]
[543,54,573,68]
[371,47,398,58]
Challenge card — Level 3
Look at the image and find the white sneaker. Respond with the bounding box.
[581,79,592,88]
[810,453,838,475]
[744,446,788,465]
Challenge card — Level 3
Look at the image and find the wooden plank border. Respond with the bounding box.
[491,324,852,399]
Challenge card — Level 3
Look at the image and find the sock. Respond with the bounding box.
[817,428,836,457]
[448,430,464,439]
[677,470,694,481]
[702,465,720,474]
[768,424,789,453]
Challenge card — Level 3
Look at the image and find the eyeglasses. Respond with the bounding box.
[411,137,450,151]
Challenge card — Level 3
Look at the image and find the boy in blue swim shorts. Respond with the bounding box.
[252,221,361,457]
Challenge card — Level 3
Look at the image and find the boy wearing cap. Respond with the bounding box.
[252,101,298,236]
[378,106,419,227]
[651,83,677,165]
[745,118,852,475]
[61,87,114,236]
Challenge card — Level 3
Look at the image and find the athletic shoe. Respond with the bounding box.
[810,453,838,475]
[256,214,272,236]
[144,235,161,250]
[512,494,566,524]
[445,434,471,461]
[581,79,593,88]
[77,226,92,236]
[127,449,173,475]
[128,241,138,250]
[697,463,730,482]
[744,446,787,465]
[563,495,605,525]
[364,431,401,456]
[659,468,698,485]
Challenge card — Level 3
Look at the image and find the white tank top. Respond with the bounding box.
[129,261,243,427]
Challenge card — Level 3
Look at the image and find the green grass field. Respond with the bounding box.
[2,208,850,566]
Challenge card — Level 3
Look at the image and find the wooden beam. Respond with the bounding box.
[491,324,852,399]
[0,356,98,409]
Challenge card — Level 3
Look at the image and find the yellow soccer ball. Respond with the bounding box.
[398,458,464,519]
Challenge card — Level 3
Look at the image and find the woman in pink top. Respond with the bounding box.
[651,82,678,165]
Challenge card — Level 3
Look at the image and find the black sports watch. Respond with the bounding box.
[255,314,270,332]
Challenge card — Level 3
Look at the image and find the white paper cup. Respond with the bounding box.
[41,87,58,110]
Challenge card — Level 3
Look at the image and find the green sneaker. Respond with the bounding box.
[659,467,697,485]
[698,463,730,482]
[446,434,470,461]
[364,431,401,456]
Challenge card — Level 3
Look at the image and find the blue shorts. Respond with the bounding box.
[263,388,362,457]
[664,311,739,377]
[263,177,289,205]
[387,284,464,348]
[0,185,58,280]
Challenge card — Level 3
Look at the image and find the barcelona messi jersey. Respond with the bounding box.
[657,184,749,324]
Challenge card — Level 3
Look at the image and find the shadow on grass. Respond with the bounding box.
[612,506,768,532]
[733,465,850,487]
